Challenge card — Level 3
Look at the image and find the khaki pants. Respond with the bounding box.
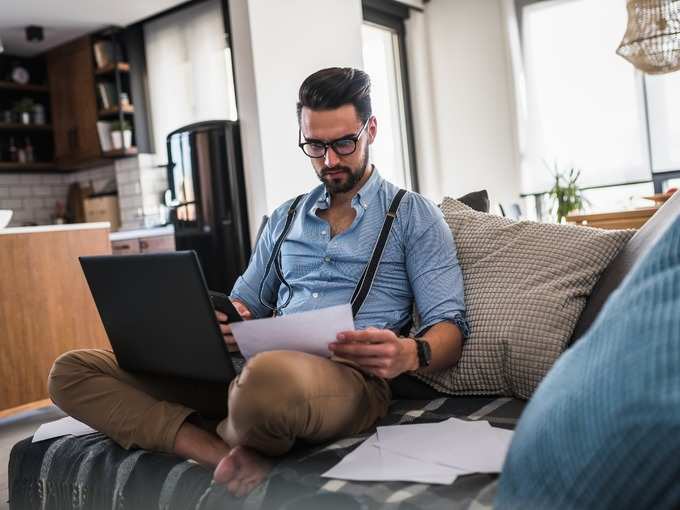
[47,349,390,456]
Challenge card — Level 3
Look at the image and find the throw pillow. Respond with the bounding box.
[414,198,634,398]
[495,216,680,510]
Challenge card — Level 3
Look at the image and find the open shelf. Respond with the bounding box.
[0,123,52,131]
[0,81,50,93]
[0,161,58,172]
[95,62,130,76]
[99,105,135,117]
[102,147,138,158]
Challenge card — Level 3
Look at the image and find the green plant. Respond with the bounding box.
[110,119,132,132]
[13,98,35,113]
[548,164,586,223]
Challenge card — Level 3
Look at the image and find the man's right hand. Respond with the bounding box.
[216,300,252,348]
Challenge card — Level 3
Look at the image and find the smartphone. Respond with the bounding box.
[208,290,243,323]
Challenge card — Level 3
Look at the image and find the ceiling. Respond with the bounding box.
[0,0,190,57]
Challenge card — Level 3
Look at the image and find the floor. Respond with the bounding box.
[0,405,65,510]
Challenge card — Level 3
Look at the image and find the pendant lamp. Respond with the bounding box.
[617,0,680,74]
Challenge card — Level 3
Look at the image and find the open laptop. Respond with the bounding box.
[79,251,240,383]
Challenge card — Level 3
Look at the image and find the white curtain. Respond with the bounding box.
[144,0,238,165]
[516,0,651,194]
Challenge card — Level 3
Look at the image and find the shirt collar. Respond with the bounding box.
[316,166,383,210]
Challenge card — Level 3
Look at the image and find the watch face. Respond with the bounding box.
[11,66,30,85]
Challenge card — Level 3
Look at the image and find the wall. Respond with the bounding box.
[409,0,521,210]
[230,0,364,237]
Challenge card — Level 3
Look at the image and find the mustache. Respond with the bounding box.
[320,166,352,176]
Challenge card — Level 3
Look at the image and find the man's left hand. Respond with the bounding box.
[329,327,418,379]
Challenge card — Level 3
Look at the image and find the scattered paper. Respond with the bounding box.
[322,418,514,485]
[32,416,97,443]
[231,304,355,360]
[376,418,512,473]
[322,435,464,484]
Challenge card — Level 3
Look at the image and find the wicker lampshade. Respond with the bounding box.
[617,0,680,74]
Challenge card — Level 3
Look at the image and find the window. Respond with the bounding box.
[515,0,680,219]
[362,0,418,191]
[519,0,650,194]
[144,0,237,165]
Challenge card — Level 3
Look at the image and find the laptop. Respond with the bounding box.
[79,251,240,383]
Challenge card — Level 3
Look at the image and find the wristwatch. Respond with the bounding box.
[413,337,432,369]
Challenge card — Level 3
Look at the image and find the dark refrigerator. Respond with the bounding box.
[165,120,251,293]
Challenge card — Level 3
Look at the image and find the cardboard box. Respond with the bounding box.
[83,195,121,231]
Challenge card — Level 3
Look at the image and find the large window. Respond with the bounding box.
[362,0,418,190]
[144,0,237,165]
[516,0,680,215]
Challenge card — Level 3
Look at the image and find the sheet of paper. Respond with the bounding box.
[376,418,514,474]
[322,434,466,485]
[32,416,97,443]
[230,304,355,360]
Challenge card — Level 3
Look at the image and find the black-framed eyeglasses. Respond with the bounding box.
[298,119,369,159]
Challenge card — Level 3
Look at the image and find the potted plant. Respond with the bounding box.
[548,165,586,223]
[13,98,35,125]
[110,119,133,150]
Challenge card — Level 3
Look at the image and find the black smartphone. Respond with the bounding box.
[208,290,243,323]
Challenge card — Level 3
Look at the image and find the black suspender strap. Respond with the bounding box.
[350,189,408,318]
[258,194,305,316]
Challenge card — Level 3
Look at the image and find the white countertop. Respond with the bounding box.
[0,222,111,235]
[109,225,174,241]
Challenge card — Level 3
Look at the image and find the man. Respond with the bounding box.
[48,67,467,497]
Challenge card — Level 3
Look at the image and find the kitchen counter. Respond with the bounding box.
[0,222,111,235]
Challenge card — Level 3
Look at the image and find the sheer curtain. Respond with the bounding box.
[518,0,650,194]
[144,0,237,165]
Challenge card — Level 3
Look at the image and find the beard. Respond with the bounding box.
[317,145,370,194]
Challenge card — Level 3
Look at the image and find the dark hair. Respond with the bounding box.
[297,67,372,123]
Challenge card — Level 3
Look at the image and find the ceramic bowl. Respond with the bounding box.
[0,210,13,229]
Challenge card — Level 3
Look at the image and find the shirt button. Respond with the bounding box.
[321,230,327,235]
[312,292,319,298]
[324,256,331,262]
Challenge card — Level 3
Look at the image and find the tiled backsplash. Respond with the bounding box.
[0,165,115,226]
[0,155,167,229]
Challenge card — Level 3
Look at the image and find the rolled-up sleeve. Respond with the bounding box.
[404,201,469,338]
[229,201,292,318]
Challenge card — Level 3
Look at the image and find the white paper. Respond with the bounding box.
[322,434,465,485]
[230,304,355,360]
[32,416,97,443]
[376,418,513,473]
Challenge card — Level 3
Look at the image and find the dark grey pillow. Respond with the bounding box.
[456,190,490,213]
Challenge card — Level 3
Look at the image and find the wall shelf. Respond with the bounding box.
[99,105,135,117]
[0,81,50,93]
[0,123,53,131]
[102,147,138,158]
[95,62,130,76]
[0,162,58,172]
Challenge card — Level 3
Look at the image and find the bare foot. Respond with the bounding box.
[213,446,272,498]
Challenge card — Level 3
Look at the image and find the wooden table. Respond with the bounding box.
[566,207,657,230]
[0,223,112,417]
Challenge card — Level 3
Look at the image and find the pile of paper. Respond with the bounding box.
[322,418,514,485]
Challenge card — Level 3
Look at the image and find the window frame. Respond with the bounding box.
[362,0,420,192]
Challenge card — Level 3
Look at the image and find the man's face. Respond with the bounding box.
[299,104,376,194]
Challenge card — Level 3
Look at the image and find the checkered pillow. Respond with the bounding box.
[414,198,634,399]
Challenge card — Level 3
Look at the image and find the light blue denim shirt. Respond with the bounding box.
[230,169,469,336]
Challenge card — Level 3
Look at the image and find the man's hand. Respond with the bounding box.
[216,300,252,348]
[328,327,419,379]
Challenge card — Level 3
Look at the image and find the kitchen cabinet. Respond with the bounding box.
[47,36,101,167]
[0,223,111,415]
[111,233,175,255]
